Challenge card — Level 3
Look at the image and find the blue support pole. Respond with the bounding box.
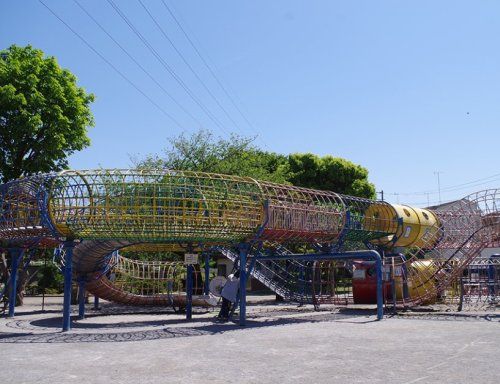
[186,264,193,320]
[488,263,495,296]
[402,263,410,302]
[204,253,210,295]
[62,241,74,332]
[299,264,305,304]
[375,256,384,321]
[488,254,499,297]
[239,244,248,326]
[78,277,86,320]
[8,248,23,318]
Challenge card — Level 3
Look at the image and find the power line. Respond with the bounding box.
[160,0,264,141]
[106,0,230,135]
[386,172,500,197]
[386,180,499,207]
[72,0,203,129]
[138,0,242,133]
[436,173,500,193]
[38,0,183,129]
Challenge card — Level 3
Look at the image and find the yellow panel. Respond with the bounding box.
[412,208,440,249]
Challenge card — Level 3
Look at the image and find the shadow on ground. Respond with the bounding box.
[1,305,497,344]
[0,309,366,344]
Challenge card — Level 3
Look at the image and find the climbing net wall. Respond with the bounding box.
[0,169,498,309]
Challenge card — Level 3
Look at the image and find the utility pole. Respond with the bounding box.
[434,171,442,204]
[377,190,384,201]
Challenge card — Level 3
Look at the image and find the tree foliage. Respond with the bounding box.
[134,130,376,198]
[133,129,290,184]
[288,153,376,198]
[0,45,95,183]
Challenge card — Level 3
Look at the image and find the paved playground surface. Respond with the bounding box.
[0,296,499,384]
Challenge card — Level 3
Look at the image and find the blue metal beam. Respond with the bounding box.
[62,241,74,332]
[204,253,210,295]
[8,248,24,318]
[186,264,193,320]
[239,244,248,326]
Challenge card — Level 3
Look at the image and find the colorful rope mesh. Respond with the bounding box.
[0,169,498,307]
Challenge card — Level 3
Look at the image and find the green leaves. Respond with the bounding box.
[134,130,376,198]
[289,153,376,198]
[0,45,94,183]
[135,129,291,184]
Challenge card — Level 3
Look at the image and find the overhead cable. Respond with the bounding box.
[107,0,230,135]
[38,0,183,129]
[73,0,203,129]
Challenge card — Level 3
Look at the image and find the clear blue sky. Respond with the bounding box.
[2,1,499,206]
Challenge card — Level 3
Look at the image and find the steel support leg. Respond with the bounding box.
[488,263,495,297]
[186,264,193,320]
[402,263,410,309]
[239,244,248,326]
[299,264,305,303]
[78,278,86,320]
[375,256,384,321]
[94,295,100,310]
[8,248,23,318]
[204,253,210,295]
[458,278,464,311]
[62,241,74,332]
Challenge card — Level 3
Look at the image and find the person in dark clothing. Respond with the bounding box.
[217,270,240,321]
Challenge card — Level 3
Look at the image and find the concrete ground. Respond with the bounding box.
[0,296,499,384]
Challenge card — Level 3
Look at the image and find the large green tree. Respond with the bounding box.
[288,153,376,198]
[0,45,94,306]
[0,45,95,183]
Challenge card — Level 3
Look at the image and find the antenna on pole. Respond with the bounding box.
[377,190,384,201]
[433,171,443,204]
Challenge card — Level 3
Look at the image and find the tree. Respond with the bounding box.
[133,129,290,184]
[0,45,95,183]
[0,45,95,306]
[288,153,376,198]
[135,130,376,198]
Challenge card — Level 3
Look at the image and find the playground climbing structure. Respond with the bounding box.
[0,169,498,322]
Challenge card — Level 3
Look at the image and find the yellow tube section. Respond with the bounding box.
[412,207,441,248]
[390,259,437,304]
[367,204,440,249]
[406,259,437,304]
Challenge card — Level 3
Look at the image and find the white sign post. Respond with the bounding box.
[184,253,199,265]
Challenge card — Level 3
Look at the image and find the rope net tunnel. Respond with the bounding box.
[0,169,497,308]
